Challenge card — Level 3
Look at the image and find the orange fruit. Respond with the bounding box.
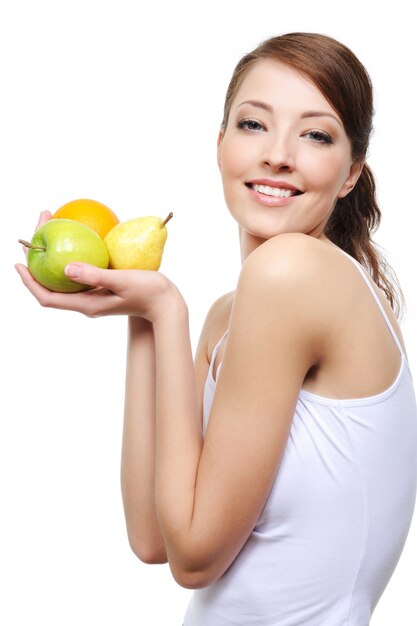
[52,199,120,239]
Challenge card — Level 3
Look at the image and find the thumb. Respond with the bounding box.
[64,263,113,288]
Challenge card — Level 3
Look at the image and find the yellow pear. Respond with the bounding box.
[104,213,173,270]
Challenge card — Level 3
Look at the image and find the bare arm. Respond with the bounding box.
[16,232,324,590]
[120,316,167,563]
[152,235,325,589]
[120,295,226,563]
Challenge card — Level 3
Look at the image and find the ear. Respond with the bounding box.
[337,160,365,198]
[217,129,224,169]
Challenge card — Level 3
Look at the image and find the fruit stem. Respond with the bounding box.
[18,239,46,251]
[162,212,174,227]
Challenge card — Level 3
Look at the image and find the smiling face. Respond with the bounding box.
[217,58,363,259]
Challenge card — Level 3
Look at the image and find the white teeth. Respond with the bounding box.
[252,184,296,198]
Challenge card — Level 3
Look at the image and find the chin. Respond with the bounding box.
[241,219,296,241]
[231,203,312,241]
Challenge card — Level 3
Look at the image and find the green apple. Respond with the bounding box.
[19,219,109,292]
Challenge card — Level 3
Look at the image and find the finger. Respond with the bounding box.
[15,263,121,317]
[65,263,160,286]
[15,262,59,307]
[64,263,160,299]
[64,262,119,290]
[15,261,106,297]
[15,262,82,310]
[35,210,52,231]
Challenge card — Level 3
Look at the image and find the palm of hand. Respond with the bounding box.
[16,212,177,322]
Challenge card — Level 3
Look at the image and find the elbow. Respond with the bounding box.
[171,568,212,590]
[142,532,229,587]
[135,547,168,565]
[165,537,232,589]
[128,534,168,565]
[169,559,222,589]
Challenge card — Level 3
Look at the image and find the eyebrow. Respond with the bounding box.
[237,100,342,127]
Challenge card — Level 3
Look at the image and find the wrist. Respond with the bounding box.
[152,277,188,328]
[128,315,153,334]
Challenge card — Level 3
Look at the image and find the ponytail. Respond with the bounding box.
[325,163,404,319]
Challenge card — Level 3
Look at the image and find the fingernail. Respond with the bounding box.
[65,264,81,278]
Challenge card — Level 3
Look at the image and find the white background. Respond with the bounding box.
[1,1,416,624]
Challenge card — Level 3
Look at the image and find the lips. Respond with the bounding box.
[245,180,304,199]
[244,180,304,207]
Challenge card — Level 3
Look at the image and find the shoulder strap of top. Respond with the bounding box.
[336,248,405,358]
[209,330,228,377]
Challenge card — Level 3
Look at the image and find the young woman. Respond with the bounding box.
[16,33,417,625]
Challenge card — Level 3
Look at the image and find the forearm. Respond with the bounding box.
[121,316,167,563]
[153,294,204,573]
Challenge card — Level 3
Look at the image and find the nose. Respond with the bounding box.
[262,132,295,171]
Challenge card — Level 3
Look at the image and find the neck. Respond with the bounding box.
[239,227,266,264]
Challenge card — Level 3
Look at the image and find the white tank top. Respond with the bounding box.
[183,251,417,626]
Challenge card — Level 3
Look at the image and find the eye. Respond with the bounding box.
[303,130,333,144]
[237,119,266,132]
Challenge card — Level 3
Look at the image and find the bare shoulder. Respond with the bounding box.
[238,233,406,378]
[233,234,361,360]
[238,233,338,308]
[240,233,362,301]
[207,235,336,343]
[242,232,336,278]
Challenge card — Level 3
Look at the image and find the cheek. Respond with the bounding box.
[220,138,255,179]
[300,151,348,191]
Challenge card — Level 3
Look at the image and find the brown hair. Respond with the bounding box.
[221,32,404,318]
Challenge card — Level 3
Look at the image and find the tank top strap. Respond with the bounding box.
[209,330,228,379]
[336,248,405,358]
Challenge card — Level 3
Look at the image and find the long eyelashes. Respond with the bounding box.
[303,130,333,144]
[236,119,333,144]
[237,119,265,132]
